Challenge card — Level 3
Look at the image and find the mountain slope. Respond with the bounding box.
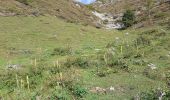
[92,0,170,27]
[0,0,169,28]
[0,0,97,25]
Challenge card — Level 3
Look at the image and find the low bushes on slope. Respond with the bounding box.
[16,0,32,5]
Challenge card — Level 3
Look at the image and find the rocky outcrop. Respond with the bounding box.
[92,11,124,29]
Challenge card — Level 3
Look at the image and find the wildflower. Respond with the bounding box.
[125,32,129,35]
[115,37,119,40]
[109,86,115,91]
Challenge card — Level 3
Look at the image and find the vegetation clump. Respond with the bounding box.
[51,47,73,56]
[64,56,90,68]
[16,0,32,5]
[72,85,88,98]
[122,10,135,28]
[137,89,170,100]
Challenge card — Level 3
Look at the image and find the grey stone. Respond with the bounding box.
[7,64,22,70]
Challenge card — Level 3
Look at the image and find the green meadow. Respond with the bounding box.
[0,16,170,99]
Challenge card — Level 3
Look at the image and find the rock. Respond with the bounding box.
[7,64,22,70]
[32,11,40,17]
[95,23,102,29]
[0,12,6,16]
[89,87,106,94]
[134,23,144,29]
[0,12,16,17]
[109,86,115,91]
[36,96,41,100]
[135,11,141,16]
[147,63,157,70]
[0,96,4,100]
[90,86,116,94]
[92,11,124,29]
[75,3,81,8]
[165,0,170,3]
[133,94,140,100]
[9,48,33,55]
[166,51,170,57]
[105,22,124,29]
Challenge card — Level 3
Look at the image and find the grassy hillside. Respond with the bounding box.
[0,0,96,25]
[0,15,170,99]
[0,0,170,100]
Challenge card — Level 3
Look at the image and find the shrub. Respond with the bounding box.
[154,12,166,19]
[31,92,40,100]
[137,89,170,100]
[141,29,158,35]
[143,66,163,80]
[164,70,170,88]
[0,72,16,92]
[16,0,32,5]
[167,19,170,30]
[165,91,170,99]
[86,5,95,11]
[74,57,89,68]
[64,57,89,68]
[51,47,72,56]
[50,87,69,100]
[122,10,135,28]
[139,90,157,100]
[96,67,118,77]
[72,85,88,98]
[102,46,129,70]
[136,35,151,46]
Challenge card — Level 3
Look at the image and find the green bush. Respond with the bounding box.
[0,72,16,92]
[64,57,89,68]
[165,91,170,99]
[72,85,88,98]
[74,57,89,68]
[122,10,135,28]
[50,87,69,100]
[154,12,167,19]
[96,67,118,77]
[51,47,72,56]
[136,35,151,46]
[104,44,130,70]
[86,5,95,11]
